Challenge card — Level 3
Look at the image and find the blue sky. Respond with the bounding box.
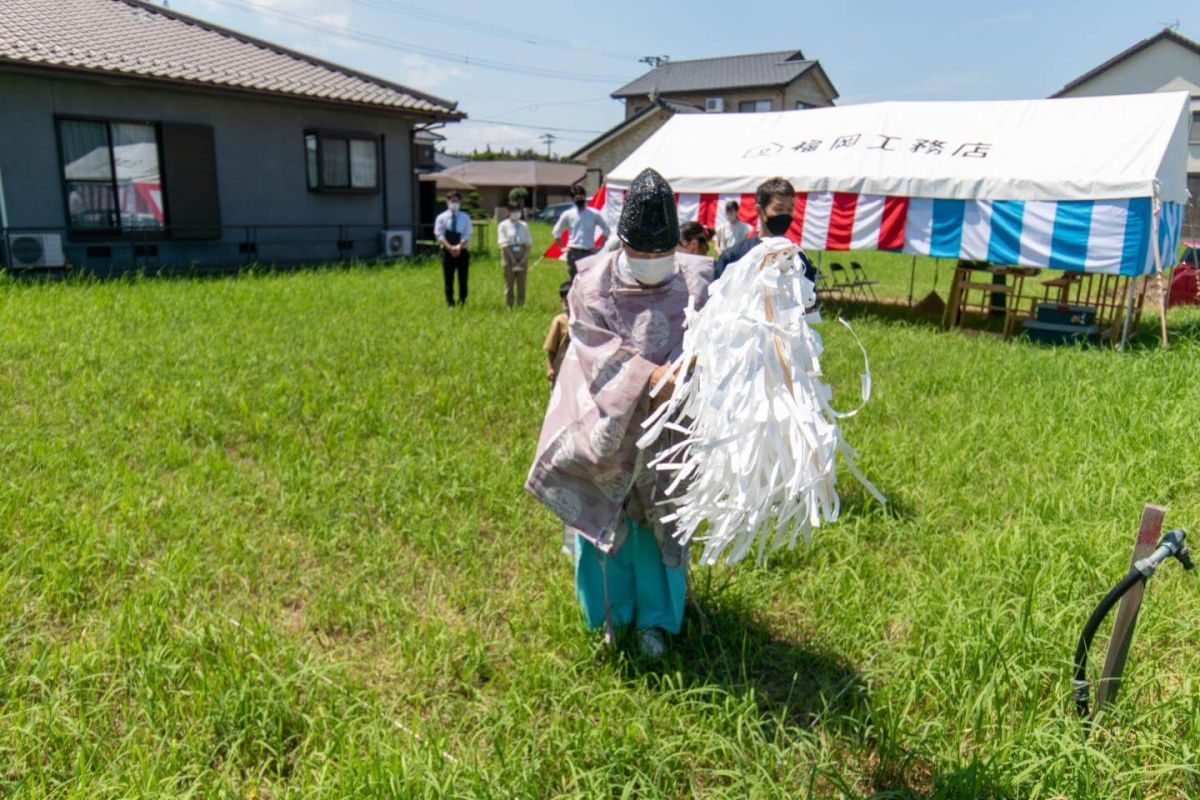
[172,0,1196,156]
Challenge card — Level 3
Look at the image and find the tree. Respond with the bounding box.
[508,187,529,207]
[462,191,486,220]
[447,146,574,164]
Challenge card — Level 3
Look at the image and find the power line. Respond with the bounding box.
[482,96,611,119]
[459,118,605,134]
[346,0,644,62]
[199,0,635,84]
[539,133,557,158]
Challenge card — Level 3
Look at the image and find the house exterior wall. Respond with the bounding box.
[580,108,674,194]
[621,72,835,118]
[1057,37,1200,238]
[783,71,838,110]
[0,70,422,271]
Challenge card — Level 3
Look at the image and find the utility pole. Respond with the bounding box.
[539,133,557,159]
[639,55,670,69]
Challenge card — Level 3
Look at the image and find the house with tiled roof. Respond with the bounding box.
[572,50,837,192]
[0,0,463,272]
[1053,28,1200,239]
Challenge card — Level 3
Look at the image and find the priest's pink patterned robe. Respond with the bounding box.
[526,250,713,559]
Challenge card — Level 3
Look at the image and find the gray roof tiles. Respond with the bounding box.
[0,0,461,119]
[612,49,816,97]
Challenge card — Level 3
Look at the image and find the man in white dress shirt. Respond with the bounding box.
[552,185,611,279]
[434,190,473,307]
[497,201,533,309]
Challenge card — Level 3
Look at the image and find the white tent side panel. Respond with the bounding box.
[606,93,1191,204]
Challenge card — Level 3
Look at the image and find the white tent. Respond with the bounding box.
[602,92,1191,280]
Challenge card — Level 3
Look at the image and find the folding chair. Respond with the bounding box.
[814,266,833,294]
[828,262,854,297]
[850,261,880,301]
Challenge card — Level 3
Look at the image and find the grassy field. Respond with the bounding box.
[3,225,1200,798]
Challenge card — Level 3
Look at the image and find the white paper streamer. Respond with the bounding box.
[637,237,883,566]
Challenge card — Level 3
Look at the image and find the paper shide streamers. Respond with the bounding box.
[637,237,884,566]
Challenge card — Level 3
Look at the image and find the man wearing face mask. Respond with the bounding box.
[712,177,816,286]
[526,168,713,659]
[434,190,473,307]
[497,201,533,309]
[552,184,611,279]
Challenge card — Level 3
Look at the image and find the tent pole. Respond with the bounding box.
[1158,271,1170,348]
[1118,279,1137,350]
[908,255,916,306]
[1151,186,1168,349]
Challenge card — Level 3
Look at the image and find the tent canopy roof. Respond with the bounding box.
[607,93,1192,204]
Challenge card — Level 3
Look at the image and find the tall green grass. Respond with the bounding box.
[1,233,1199,797]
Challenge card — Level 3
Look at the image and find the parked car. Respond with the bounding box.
[535,202,573,224]
[1180,243,1199,268]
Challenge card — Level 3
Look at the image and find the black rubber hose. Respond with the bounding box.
[1072,568,1145,717]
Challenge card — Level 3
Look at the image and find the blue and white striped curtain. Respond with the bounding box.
[902,197,1185,276]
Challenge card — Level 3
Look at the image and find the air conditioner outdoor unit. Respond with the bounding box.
[705,97,725,113]
[380,228,413,257]
[6,232,66,269]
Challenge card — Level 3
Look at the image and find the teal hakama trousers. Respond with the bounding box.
[574,516,687,634]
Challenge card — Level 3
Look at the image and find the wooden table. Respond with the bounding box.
[943,263,1040,338]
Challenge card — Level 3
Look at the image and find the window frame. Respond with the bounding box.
[303,129,381,195]
[738,99,773,113]
[55,114,171,239]
[1191,110,1200,144]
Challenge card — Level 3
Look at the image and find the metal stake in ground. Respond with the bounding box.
[1071,507,1194,721]
[1095,504,1164,711]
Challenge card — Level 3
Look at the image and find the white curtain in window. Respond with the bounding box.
[322,138,350,187]
[305,134,320,189]
[350,139,377,188]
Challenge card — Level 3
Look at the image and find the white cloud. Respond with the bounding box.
[439,123,545,156]
[395,54,469,92]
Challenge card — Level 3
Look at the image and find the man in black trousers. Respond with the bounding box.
[435,190,473,306]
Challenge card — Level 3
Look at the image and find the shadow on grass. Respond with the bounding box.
[612,586,868,745]
[818,296,946,331]
[612,581,1016,798]
[823,295,1199,356]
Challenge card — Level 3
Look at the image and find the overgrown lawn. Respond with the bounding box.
[2,234,1200,798]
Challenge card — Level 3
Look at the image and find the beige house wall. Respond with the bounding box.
[783,71,837,109]
[580,108,673,194]
[1057,36,1200,237]
[622,71,835,119]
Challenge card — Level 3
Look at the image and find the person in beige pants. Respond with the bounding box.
[498,201,533,308]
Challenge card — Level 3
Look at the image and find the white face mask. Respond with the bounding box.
[624,252,675,285]
[509,212,521,221]
[726,212,738,223]
[448,202,461,213]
